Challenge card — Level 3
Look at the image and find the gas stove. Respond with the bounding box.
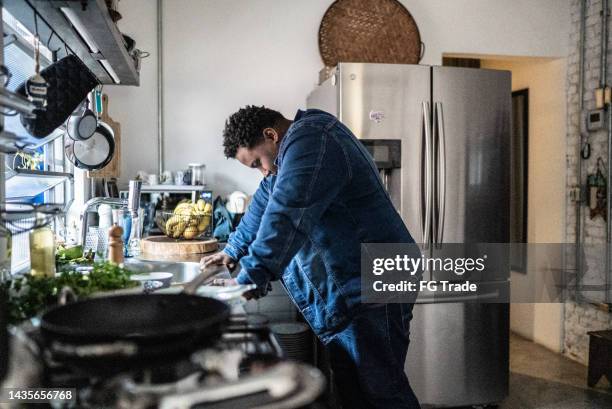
[12,314,326,409]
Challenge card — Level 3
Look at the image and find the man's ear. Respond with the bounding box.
[263,127,280,144]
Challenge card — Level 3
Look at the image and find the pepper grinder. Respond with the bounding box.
[108,224,124,265]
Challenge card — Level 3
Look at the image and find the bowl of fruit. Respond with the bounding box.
[155,199,213,240]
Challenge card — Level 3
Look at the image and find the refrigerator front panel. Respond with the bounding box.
[406,301,510,407]
[338,63,431,242]
[431,66,511,245]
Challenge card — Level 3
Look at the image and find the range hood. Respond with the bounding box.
[3,0,139,86]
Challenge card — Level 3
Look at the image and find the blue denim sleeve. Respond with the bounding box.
[222,177,272,261]
[236,126,350,287]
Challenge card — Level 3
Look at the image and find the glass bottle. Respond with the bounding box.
[29,214,55,278]
[0,223,12,281]
[127,208,143,257]
[113,206,132,257]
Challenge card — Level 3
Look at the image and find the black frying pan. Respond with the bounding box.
[40,265,230,375]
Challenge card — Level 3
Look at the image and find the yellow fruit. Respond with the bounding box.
[183,226,199,240]
[173,203,192,215]
[203,203,213,216]
[173,221,187,238]
[165,215,180,233]
[197,199,206,211]
[197,216,210,232]
[188,216,199,227]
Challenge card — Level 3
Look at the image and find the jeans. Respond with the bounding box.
[325,304,421,409]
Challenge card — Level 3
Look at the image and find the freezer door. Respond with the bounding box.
[406,301,510,407]
[338,63,431,241]
[431,66,511,245]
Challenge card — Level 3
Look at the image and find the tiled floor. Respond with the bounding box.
[497,334,612,409]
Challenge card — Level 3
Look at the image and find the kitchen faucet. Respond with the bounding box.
[80,180,142,245]
[80,197,125,246]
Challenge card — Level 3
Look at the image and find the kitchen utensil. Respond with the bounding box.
[195,283,257,302]
[97,204,113,230]
[158,362,325,409]
[161,170,173,185]
[174,170,185,185]
[107,224,124,264]
[122,34,135,52]
[127,180,142,215]
[64,121,115,170]
[270,322,313,363]
[40,264,230,376]
[147,173,159,185]
[105,0,123,22]
[66,99,97,141]
[131,272,173,289]
[155,210,212,240]
[18,55,98,138]
[140,236,218,256]
[318,0,422,67]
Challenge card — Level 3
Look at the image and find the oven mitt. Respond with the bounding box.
[17,55,99,138]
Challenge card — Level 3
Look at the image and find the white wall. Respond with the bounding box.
[106,0,571,196]
[482,58,567,353]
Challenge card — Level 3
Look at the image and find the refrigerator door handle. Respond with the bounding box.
[421,101,432,246]
[435,102,446,248]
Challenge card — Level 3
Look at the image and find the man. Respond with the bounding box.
[201,105,420,409]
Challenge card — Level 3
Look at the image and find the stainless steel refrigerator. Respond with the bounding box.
[307,63,511,407]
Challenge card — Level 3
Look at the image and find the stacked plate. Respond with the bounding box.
[270,322,313,364]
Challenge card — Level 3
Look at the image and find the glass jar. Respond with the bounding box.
[189,163,206,186]
[29,214,55,278]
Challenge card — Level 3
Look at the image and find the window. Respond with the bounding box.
[2,8,73,273]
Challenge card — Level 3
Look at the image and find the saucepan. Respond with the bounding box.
[40,264,230,376]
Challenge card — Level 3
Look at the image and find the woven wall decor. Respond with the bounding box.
[318,0,422,67]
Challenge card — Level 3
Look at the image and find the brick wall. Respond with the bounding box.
[565,0,612,364]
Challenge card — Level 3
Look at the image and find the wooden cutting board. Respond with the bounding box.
[140,236,219,255]
[88,94,121,178]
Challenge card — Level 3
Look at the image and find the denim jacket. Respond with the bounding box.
[223,109,415,342]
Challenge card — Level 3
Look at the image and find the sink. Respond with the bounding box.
[122,259,245,311]
[123,259,204,284]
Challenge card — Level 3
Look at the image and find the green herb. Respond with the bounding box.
[55,244,94,269]
[0,261,138,325]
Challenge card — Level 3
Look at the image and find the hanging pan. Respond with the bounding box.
[65,121,115,170]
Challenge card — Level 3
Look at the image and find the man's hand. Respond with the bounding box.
[200,252,237,271]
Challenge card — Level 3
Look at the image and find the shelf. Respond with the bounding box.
[140,185,209,193]
[3,0,139,85]
[5,168,72,200]
[15,128,65,151]
[0,128,65,153]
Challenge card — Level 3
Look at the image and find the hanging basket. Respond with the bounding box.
[318,0,423,68]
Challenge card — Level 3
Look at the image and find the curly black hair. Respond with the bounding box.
[222,105,284,158]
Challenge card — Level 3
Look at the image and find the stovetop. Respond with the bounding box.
[16,314,325,409]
